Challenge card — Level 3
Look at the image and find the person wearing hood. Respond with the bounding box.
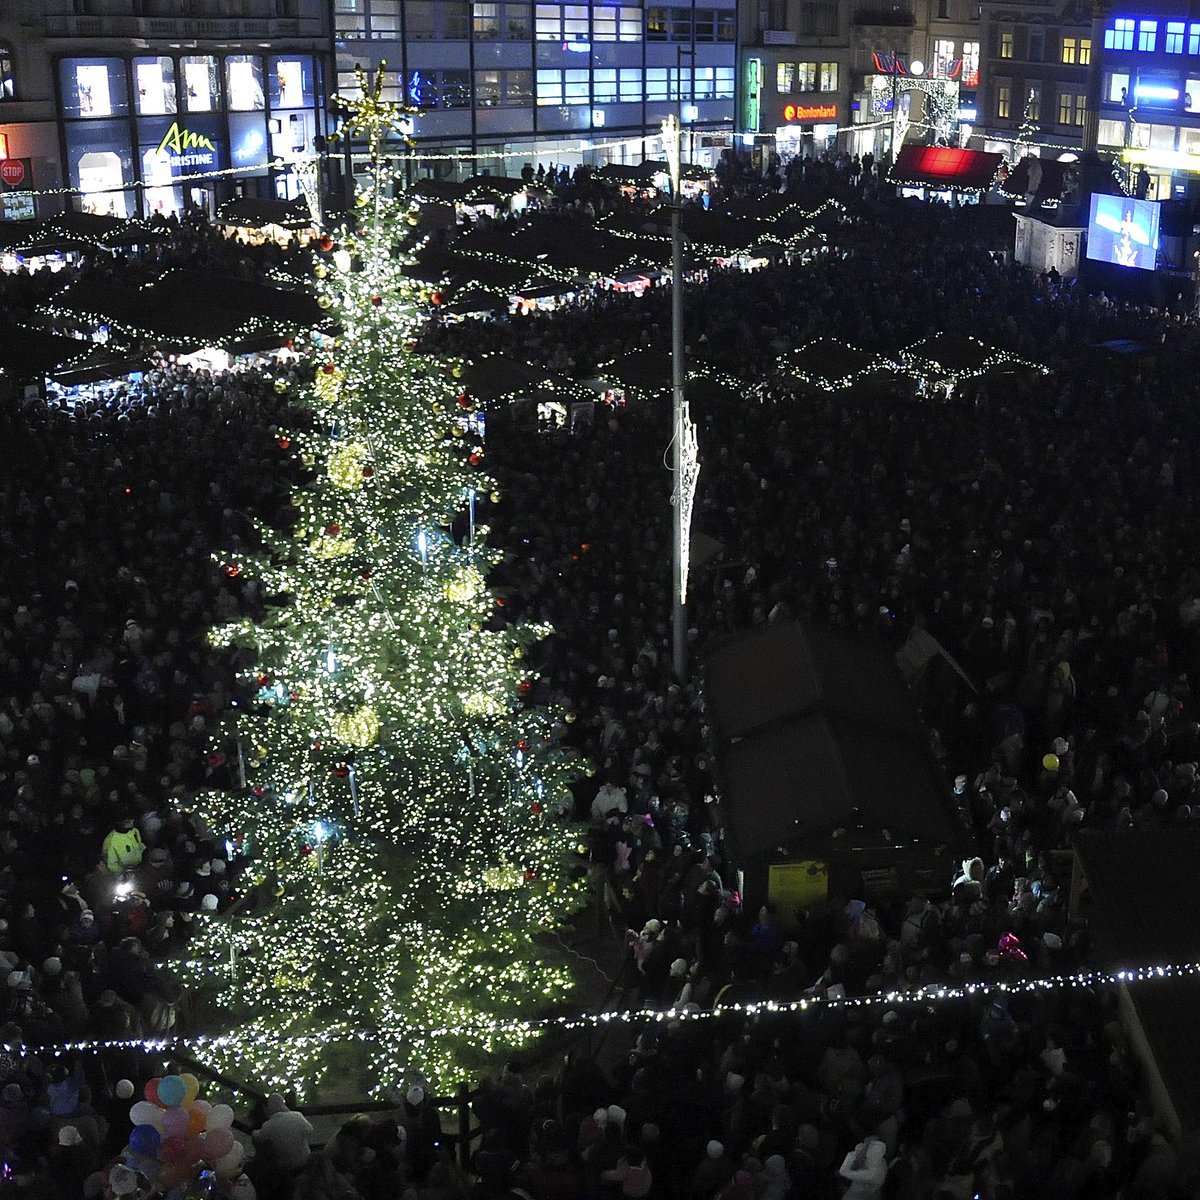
[838,1135,887,1200]
[601,1144,653,1198]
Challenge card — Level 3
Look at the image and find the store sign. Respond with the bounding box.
[745,58,762,133]
[782,103,838,122]
[155,122,218,169]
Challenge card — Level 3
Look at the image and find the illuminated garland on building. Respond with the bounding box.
[180,78,588,1099]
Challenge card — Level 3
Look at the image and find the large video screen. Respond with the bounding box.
[1086,193,1160,271]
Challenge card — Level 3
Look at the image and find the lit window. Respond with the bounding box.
[1166,21,1185,53]
[593,6,640,42]
[1061,36,1076,64]
[997,82,1010,117]
[1191,25,1200,54]
[1058,90,1073,123]
[819,62,838,91]
[777,62,795,92]
[1000,31,1013,59]
[1138,20,1156,51]
[1079,37,1091,64]
[1104,18,1134,51]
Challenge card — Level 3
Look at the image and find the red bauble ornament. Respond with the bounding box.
[495,596,507,608]
[430,291,444,306]
[530,801,543,815]
[371,295,382,306]
[311,740,322,751]
[524,868,538,881]
[256,674,270,686]
[580,542,590,552]
[325,522,341,536]
[362,467,374,478]
[517,739,530,752]
[360,569,372,581]
[223,563,241,577]
[252,785,265,797]
[277,436,291,450]
[300,843,313,856]
[290,692,301,703]
[469,453,483,468]
[284,339,294,350]
[457,392,470,409]
[318,235,334,252]
[332,765,350,779]
[322,361,336,375]
[518,681,533,696]
[207,751,226,767]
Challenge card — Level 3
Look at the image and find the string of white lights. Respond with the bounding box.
[14,960,1195,1060]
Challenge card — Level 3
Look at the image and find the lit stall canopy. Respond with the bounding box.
[888,145,1004,202]
[509,278,581,313]
[900,333,1046,388]
[215,197,317,247]
[775,339,905,391]
[454,353,588,430]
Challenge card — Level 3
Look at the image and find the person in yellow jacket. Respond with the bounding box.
[102,815,145,874]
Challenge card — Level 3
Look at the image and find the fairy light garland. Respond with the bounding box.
[16,961,1198,1072]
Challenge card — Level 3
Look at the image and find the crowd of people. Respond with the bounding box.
[2,162,1200,1198]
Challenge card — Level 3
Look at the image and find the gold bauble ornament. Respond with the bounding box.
[513,648,524,660]
[452,365,463,379]
[315,265,327,278]
[328,443,369,490]
[318,294,332,308]
[331,704,381,747]
[490,491,501,502]
[564,712,577,724]
[274,378,289,394]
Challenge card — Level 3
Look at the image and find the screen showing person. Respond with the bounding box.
[1086,193,1160,271]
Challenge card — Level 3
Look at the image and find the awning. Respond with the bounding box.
[889,145,1003,191]
[215,198,314,230]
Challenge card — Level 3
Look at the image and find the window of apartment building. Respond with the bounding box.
[796,61,817,90]
[645,66,690,99]
[535,4,589,39]
[1105,71,1129,102]
[694,65,734,97]
[819,62,838,90]
[407,1,471,39]
[1057,90,1086,124]
[1104,18,1134,51]
[1165,20,1185,53]
[1061,34,1077,62]
[777,62,795,92]
[1028,30,1043,61]
[473,68,532,104]
[933,39,955,78]
[619,67,643,99]
[182,56,220,112]
[1191,24,1200,54]
[694,8,737,41]
[1000,31,1014,59]
[406,68,471,107]
[473,3,531,39]
[997,81,1011,118]
[1137,19,1157,51]
[937,0,948,19]
[646,7,692,41]
[334,0,367,38]
[535,67,590,104]
[0,46,13,101]
[1026,83,1040,119]
[592,5,641,41]
[1096,118,1124,145]
[962,40,979,87]
[1188,79,1200,111]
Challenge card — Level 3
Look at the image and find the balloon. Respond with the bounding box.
[160,1107,190,1139]
[129,1124,162,1158]
[129,1100,164,1128]
[201,1128,234,1161]
[144,1078,163,1105]
[110,1165,139,1196]
[156,1075,187,1108]
[159,1134,190,1164]
[186,1107,207,1137]
[215,1142,245,1180]
[1042,753,1060,772]
[190,1099,212,1121]
[179,1073,201,1106]
[206,1103,235,1131]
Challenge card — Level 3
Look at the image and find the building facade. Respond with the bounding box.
[331,0,738,176]
[737,0,981,161]
[0,0,329,220]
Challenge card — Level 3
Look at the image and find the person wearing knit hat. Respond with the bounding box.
[114,1080,135,1100]
[692,1140,734,1199]
[58,1126,83,1147]
[606,1104,627,1127]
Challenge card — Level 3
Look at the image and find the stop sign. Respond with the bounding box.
[1,160,25,188]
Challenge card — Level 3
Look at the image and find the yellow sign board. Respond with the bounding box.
[768,860,828,926]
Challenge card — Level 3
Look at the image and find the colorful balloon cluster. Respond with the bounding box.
[111,1072,244,1195]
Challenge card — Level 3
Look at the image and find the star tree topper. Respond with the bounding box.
[334,63,419,161]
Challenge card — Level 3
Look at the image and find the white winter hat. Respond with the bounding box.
[406,1085,425,1106]
[707,1140,724,1159]
[58,1126,83,1147]
[670,958,688,977]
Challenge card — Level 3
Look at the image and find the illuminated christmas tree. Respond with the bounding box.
[185,70,586,1096]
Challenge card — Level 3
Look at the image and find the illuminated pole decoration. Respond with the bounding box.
[186,63,588,1097]
[663,113,696,680]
